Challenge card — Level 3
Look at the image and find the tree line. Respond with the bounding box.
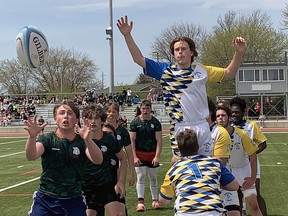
[2,8,288,97]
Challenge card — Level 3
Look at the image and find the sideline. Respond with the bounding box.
[0,151,25,158]
[0,177,40,193]
[0,140,26,146]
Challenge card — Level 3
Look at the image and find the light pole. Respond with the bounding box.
[106,0,114,94]
[24,66,28,97]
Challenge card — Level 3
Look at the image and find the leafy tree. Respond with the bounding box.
[134,73,153,84]
[281,3,288,30]
[0,47,101,96]
[202,10,288,65]
[150,22,207,62]
[202,10,288,98]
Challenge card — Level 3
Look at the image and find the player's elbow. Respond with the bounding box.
[133,57,146,69]
[158,194,171,205]
[26,154,38,161]
[222,179,239,191]
[92,155,103,165]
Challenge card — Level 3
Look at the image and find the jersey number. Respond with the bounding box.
[187,163,202,179]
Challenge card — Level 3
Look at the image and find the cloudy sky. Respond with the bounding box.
[0,0,287,88]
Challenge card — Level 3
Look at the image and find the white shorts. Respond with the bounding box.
[242,187,257,199]
[231,163,253,186]
[232,163,257,198]
[174,121,213,156]
[175,211,227,216]
[221,190,239,207]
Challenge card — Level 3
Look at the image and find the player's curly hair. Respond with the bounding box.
[230,96,246,113]
[82,104,107,122]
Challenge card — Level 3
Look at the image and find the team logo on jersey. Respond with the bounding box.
[194,71,203,79]
[111,159,116,166]
[151,124,155,129]
[224,192,233,201]
[117,134,121,141]
[234,142,241,149]
[72,147,80,158]
[204,142,211,152]
[101,145,108,153]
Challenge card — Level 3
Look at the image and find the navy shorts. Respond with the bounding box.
[28,191,87,216]
[82,181,123,211]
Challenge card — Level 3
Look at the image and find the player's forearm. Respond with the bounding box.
[155,133,163,158]
[155,141,162,159]
[118,158,127,185]
[125,146,135,176]
[224,50,244,79]
[25,137,38,161]
[249,153,257,179]
[85,139,103,164]
[124,34,146,68]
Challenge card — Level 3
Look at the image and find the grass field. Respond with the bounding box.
[0,133,287,216]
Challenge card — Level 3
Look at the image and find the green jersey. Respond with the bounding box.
[116,125,131,148]
[130,116,162,152]
[82,132,122,186]
[37,132,87,198]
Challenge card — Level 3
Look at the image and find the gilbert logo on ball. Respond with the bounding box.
[16,25,49,68]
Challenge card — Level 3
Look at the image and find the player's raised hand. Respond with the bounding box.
[117,15,133,36]
[76,118,91,141]
[232,36,246,54]
[24,115,47,138]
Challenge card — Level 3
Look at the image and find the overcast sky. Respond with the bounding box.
[0,0,287,88]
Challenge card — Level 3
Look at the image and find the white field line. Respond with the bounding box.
[0,140,26,146]
[0,151,25,158]
[0,177,40,193]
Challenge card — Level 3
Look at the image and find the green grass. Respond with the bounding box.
[0,134,287,216]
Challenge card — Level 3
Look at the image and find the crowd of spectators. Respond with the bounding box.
[0,87,163,127]
[0,96,37,126]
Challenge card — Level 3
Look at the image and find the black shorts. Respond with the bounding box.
[139,160,160,168]
[82,181,122,211]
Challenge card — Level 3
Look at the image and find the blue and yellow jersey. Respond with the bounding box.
[144,58,225,151]
[210,123,231,158]
[238,120,267,146]
[159,155,234,214]
[229,127,258,168]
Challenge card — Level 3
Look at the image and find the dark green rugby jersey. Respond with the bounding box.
[82,132,122,185]
[129,116,162,152]
[37,132,88,198]
[115,125,131,148]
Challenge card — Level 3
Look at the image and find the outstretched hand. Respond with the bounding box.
[75,118,91,141]
[117,15,133,36]
[232,37,246,53]
[24,115,48,138]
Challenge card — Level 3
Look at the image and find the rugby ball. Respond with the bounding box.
[16,25,49,68]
